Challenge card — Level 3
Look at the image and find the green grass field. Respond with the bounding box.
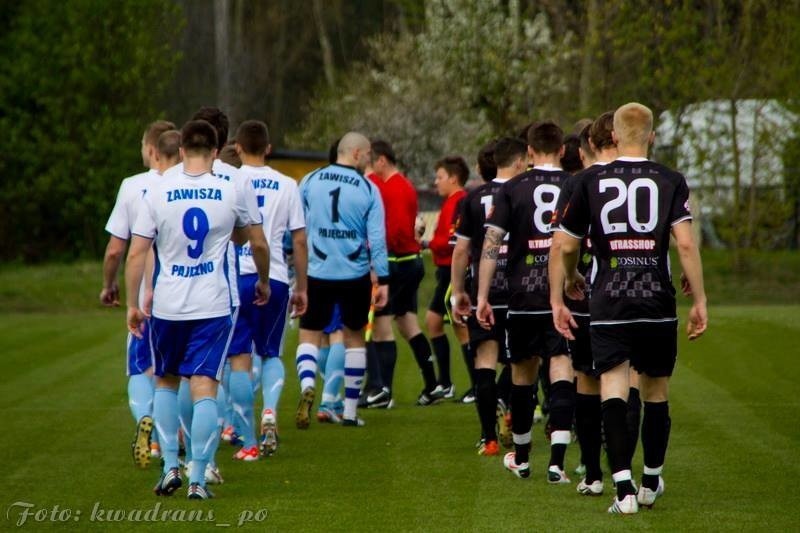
[1,255,799,531]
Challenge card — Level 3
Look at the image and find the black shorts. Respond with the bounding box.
[428,266,451,316]
[300,275,372,332]
[569,314,594,375]
[375,255,423,317]
[506,313,569,364]
[591,321,678,377]
[467,308,510,363]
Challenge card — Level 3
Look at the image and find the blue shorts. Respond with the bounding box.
[149,313,234,380]
[228,275,290,358]
[127,319,152,376]
[323,304,343,334]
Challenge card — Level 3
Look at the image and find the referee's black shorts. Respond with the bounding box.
[375,254,424,317]
[300,274,372,332]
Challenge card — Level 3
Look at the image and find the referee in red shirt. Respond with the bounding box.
[366,140,439,407]
[421,156,470,401]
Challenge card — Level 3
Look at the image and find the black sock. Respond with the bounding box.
[431,335,451,387]
[538,361,551,415]
[376,341,397,391]
[641,401,670,491]
[365,342,383,391]
[548,379,576,470]
[461,343,475,388]
[408,333,437,392]
[496,365,512,406]
[475,368,498,441]
[575,393,602,482]
[511,384,535,464]
[627,387,642,463]
[602,398,634,498]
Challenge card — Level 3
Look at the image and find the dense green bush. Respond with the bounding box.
[0,0,182,261]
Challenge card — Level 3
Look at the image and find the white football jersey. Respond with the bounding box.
[132,169,260,320]
[105,169,161,240]
[237,165,305,283]
[164,159,260,308]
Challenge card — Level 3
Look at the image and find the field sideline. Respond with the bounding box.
[1,258,799,531]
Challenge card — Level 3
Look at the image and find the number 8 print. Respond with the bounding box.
[182,207,210,259]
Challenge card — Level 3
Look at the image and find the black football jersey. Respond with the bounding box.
[454,179,510,306]
[559,158,692,323]
[552,164,608,315]
[486,167,570,312]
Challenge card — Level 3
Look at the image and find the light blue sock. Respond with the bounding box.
[230,370,257,448]
[178,379,193,462]
[153,388,179,472]
[127,374,154,423]
[322,342,345,405]
[190,397,218,487]
[207,384,226,468]
[261,357,285,413]
[221,362,233,429]
[252,354,262,394]
[317,346,331,380]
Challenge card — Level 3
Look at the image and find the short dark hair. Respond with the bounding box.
[527,121,564,154]
[328,137,341,164]
[590,110,615,151]
[477,139,497,181]
[192,107,229,151]
[517,121,535,142]
[579,123,595,161]
[144,120,176,147]
[219,142,242,168]
[492,136,527,168]
[435,155,469,186]
[157,129,181,160]
[181,120,218,155]
[561,134,583,174]
[235,120,270,155]
[371,139,396,165]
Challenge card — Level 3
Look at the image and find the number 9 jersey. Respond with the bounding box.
[558,157,692,324]
[132,169,261,321]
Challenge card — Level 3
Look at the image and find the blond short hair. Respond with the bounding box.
[613,103,653,146]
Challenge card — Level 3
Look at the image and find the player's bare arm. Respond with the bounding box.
[549,231,577,340]
[290,228,309,317]
[560,232,586,302]
[450,237,472,318]
[672,221,708,340]
[124,235,152,338]
[142,246,155,316]
[476,226,505,328]
[246,224,271,306]
[100,236,127,306]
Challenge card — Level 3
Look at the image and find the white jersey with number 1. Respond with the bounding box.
[132,170,261,321]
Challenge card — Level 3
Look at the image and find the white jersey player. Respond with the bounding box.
[125,120,270,500]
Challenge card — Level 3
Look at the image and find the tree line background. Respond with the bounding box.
[1,0,798,263]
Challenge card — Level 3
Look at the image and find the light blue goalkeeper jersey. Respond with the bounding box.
[299,163,389,282]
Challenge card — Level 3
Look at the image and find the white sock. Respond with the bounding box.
[343,348,366,420]
[295,343,319,392]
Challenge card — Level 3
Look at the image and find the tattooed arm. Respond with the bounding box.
[476,226,506,328]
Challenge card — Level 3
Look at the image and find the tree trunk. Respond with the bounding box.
[579,0,599,115]
[312,0,335,88]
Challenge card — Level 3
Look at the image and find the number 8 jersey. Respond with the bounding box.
[485,166,569,313]
[132,169,261,321]
[558,157,692,324]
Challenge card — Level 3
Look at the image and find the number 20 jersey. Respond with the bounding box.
[485,167,569,313]
[558,158,692,324]
[132,170,261,321]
